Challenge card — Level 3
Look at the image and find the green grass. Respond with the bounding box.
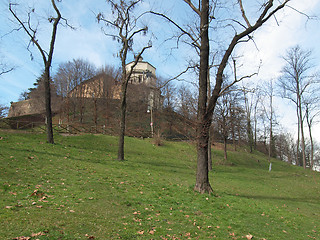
[0,130,319,239]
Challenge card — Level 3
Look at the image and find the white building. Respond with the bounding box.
[126,57,157,87]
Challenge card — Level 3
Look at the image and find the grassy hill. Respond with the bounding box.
[0,130,319,239]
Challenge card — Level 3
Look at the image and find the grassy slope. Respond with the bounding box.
[0,131,319,240]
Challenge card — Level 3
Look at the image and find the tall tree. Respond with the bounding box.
[261,79,277,161]
[304,94,320,169]
[278,45,316,169]
[97,0,151,160]
[242,87,255,153]
[9,0,64,144]
[152,0,292,193]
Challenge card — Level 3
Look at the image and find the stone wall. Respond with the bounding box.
[8,97,61,118]
[8,99,44,118]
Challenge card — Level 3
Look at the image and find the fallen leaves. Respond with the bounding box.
[29,189,45,198]
[31,232,46,237]
[13,232,46,240]
[13,237,30,240]
[246,234,253,239]
[85,234,95,239]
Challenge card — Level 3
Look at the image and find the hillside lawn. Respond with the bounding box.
[0,130,319,239]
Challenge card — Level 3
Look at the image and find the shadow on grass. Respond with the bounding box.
[235,193,319,204]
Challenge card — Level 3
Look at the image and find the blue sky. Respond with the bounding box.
[1,0,320,140]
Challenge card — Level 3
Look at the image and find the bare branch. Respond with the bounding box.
[220,59,258,96]
[97,13,121,29]
[128,26,148,41]
[286,4,314,20]
[9,2,47,64]
[238,0,251,27]
[47,0,62,66]
[158,65,197,88]
[208,0,290,115]
[183,0,201,16]
[0,67,14,76]
[148,11,200,49]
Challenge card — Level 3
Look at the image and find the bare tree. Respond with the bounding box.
[214,92,231,162]
[0,104,8,118]
[278,45,317,169]
[54,59,97,123]
[274,131,295,163]
[18,90,30,101]
[261,79,277,162]
[9,0,65,144]
[97,0,152,160]
[160,80,177,136]
[97,66,120,125]
[242,87,255,153]
[304,93,320,169]
[152,0,292,193]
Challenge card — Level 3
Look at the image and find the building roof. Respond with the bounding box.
[126,59,156,71]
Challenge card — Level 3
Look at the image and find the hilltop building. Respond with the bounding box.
[126,57,157,86]
[7,57,162,121]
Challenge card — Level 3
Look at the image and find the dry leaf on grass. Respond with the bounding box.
[246,234,253,239]
[31,232,46,237]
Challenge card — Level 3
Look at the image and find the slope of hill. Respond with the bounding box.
[0,131,319,239]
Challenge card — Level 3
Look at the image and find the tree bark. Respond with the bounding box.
[224,136,228,162]
[118,80,128,160]
[298,98,307,168]
[44,67,54,144]
[306,106,314,169]
[194,0,213,194]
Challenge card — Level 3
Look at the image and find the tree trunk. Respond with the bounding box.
[44,67,54,144]
[195,120,213,193]
[207,61,212,171]
[298,98,306,169]
[208,134,212,171]
[118,82,128,160]
[224,136,228,162]
[296,106,301,166]
[194,0,212,194]
[306,108,314,170]
[247,119,253,153]
[232,125,236,151]
[268,93,273,162]
[309,129,314,170]
[93,98,98,130]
